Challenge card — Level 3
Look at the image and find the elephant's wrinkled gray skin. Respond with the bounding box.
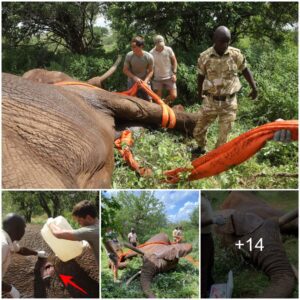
[221,191,298,236]
[215,193,297,298]
[120,233,192,298]
[3,73,198,189]
[3,224,99,298]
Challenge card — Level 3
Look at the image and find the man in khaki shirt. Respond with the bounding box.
[192,26,257,156]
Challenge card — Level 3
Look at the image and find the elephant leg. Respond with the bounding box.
[241,219,296,298]
[201,233,214,298]
[140,267,156,298]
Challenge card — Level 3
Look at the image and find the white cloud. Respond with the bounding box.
[168,201,198,223]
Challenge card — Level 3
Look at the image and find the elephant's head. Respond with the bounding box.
[139,239,192,298]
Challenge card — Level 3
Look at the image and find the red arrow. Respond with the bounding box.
[59,274,88,295]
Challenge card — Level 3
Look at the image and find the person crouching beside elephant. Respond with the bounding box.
[2,213,48,298]
[48,200,99,265]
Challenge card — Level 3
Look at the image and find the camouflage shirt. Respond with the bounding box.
[197,46,247,96]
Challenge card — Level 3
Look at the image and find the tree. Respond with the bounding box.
[104,2,298,63]
[2,191,98,222]
[2,2,105,54]
[111,191,167,242]
[190,205,199,228]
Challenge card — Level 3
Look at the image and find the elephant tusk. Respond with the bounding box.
[290,264,298,280]
[278,208,298,227]
[126,270,142,286]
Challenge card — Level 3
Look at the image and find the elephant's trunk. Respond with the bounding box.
[278,208,298,227]
[244,219,296,298]
[140,267,156,298]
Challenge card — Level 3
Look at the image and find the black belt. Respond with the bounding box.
[204,93,235,101]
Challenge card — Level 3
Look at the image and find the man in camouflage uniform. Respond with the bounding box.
[192,26,258,155]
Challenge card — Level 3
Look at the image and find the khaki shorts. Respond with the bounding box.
[152,78,177,91]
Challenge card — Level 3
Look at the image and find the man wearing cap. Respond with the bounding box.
[192,26,258,156]
[2,213,47,298]
[123,36,154,101]
[150,35,178,105]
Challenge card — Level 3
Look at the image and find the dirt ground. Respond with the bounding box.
[3,224,99,298]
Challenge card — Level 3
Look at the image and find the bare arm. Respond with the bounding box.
[144,64,153,83]
[170,55,178,82]
[242,67,258,100]
[49,223,76,240]
[123,65,142,83]
[18,247,37,256]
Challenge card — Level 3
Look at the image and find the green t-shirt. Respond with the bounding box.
[73,223,99,265]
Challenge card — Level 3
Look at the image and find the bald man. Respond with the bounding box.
[192,26,257,156]
[2,213,47,298]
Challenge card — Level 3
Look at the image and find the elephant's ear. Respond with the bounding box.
[232,211,264,235]
[155,246,179,261]
[216,210,264,236]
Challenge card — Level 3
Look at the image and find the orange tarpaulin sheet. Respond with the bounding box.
[164,120,298,183]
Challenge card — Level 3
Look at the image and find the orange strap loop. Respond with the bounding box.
[54,81,103,90]
[117,82,176,129]
[114,130,152,177]
[118,240,177,262]
[164,120,298,183]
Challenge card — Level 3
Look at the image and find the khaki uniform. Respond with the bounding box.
[193,46,247,148]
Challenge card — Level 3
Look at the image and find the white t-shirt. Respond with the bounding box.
[150,46,175,81]
[2,230,20,277]
[128,232,137,243]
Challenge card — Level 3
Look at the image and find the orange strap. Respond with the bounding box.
[118,241,176,262]
[117,82,176,129]
[54,81,103,90]
[164,120,298,183]
[114,130,152,176]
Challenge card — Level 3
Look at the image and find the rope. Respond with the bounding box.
[114,130,152,176]
[164,120,298,183]
[118,240,177,263]
[117,82,176,128]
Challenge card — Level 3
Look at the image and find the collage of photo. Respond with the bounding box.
[1,1,299,299]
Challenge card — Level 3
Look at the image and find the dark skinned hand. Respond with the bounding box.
[249,88,258,100]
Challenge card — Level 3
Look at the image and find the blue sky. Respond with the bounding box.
[102,190,199,223]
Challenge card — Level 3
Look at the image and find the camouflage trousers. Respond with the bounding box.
[193,94,237,149]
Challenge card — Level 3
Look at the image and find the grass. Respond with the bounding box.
[101,251,199,298]
[112,119,298,189]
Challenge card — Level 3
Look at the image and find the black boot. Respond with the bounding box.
[191,146,206,156]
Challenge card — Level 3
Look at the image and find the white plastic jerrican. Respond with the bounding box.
[41,216,83,262]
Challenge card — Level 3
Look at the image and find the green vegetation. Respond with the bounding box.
[2,191,98,227]
[2,2,298,188]
[206,191,298,298]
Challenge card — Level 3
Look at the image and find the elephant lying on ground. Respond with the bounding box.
[214,195,298,298]
[3,224,99,298]
[3,72,198,188]
[106,233,192,298]
[220,191,298,236]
